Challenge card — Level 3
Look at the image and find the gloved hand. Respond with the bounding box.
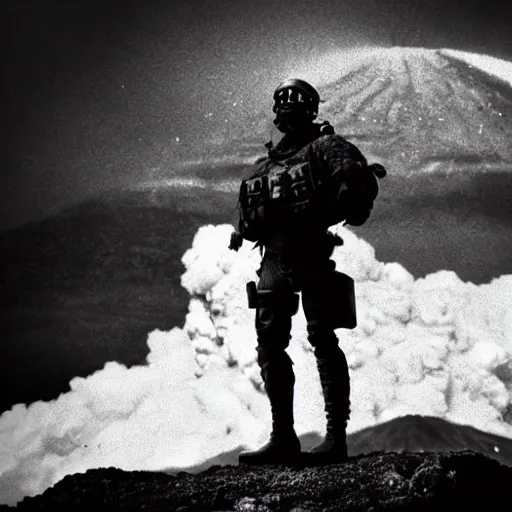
[340,162,387,226]
[229,231,243,251]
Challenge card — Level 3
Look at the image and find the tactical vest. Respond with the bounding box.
[238,154,346,241]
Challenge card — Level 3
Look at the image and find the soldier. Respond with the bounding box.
[229,78,386,465]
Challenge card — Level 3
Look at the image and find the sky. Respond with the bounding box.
[1,222,511,506]
[4,0,512,230]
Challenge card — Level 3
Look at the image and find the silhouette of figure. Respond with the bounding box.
[229,79,386,465]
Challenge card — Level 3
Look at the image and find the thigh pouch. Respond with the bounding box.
[301,271,357,330]
[246,281,300,316]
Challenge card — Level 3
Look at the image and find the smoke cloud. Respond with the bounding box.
[1,223,511,506]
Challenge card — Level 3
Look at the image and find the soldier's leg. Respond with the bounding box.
[255,288,297,438]
[301,260,351,462]
[239,251,301,465]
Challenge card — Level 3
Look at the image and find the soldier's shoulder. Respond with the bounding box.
[312,132,352,151]
[246,155,270,179]
[318,133,350,143]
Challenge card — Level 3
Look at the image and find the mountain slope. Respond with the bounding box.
[319,48,512,170]
[349,414,512,468]
[4,423,512,511]
[3,451,511,511]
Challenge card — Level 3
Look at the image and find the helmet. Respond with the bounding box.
[272,78,321,117]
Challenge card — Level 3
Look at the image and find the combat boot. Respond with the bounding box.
[238,429,301,465]
[307,347,350,465]
[307,418,348,464]
[239,351,301,465]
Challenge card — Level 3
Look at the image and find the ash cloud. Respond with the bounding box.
[1,223,511,506]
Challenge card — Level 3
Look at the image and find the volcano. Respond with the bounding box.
[204,47,512,175]
[2,47,512,413]
[2,46,512,510]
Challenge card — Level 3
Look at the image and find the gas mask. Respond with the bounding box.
[272,79,320,134]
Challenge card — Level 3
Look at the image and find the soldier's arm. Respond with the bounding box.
[229,179,261,249]
[312,134,387,226]
[312,134,368,196]
[228,190,249,251]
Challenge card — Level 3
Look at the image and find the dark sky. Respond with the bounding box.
[3,0,512,231]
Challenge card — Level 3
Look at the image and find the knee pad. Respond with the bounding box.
[307,324,339,351]
[257,345,295,369]
[313,340,345,360]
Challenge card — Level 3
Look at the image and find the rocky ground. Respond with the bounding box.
[3,450,511,511]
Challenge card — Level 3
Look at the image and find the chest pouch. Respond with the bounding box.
[239,161,324,231]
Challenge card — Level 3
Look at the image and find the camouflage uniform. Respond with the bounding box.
[232,84,386,465]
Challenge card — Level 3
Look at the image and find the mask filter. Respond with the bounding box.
[273,88,315,132]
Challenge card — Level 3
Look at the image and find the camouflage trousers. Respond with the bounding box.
[254,234,351,427]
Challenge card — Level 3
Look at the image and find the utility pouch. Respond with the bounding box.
[246,281,300,316]
[331,271,357,329]
[246,281,258,308]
